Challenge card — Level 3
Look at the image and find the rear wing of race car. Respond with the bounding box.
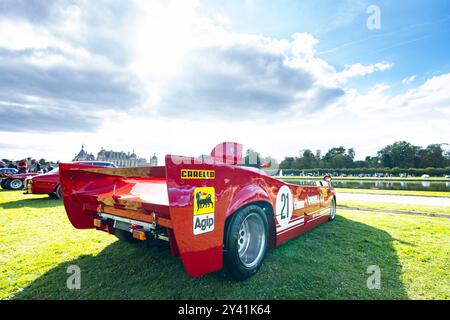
[59,143,250,277]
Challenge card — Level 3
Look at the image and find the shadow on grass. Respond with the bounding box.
[0,196,61,209]
[12,216,408,299]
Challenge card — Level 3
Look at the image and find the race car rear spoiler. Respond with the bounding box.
[59,143,246,277]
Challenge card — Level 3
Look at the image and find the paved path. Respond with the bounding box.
[337,205,450,219]
[337,192,450,207]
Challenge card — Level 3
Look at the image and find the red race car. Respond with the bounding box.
[1,170,38,191]
[60,142,336,280]
[25,161,116,199]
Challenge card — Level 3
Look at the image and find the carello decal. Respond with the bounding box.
[181,169,215,179]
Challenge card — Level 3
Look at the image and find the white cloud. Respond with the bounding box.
[0,20,61,50]
[0,0,449,163]
[336,62,393,83]
[402,75,416,85]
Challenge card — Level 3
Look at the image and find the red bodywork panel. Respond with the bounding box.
[28,162,113,195]
[60,145,335,278]
[28,172,60,194]
[3,172,38,180]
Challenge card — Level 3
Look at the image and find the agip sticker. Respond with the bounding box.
[193,187,215,235]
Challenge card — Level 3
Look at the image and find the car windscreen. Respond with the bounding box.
[46,168,59,174]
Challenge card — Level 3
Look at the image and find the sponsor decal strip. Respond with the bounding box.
[276,207,332,235]
[193,187,215,235]
[276,216,304,233]
[181,169,215,179]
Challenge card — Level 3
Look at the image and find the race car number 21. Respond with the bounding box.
[276,185,293,227]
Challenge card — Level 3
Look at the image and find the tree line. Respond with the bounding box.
[278,141,450,171]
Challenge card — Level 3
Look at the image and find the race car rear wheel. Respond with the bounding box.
[8,178,23,190]
[223,205,268,280]
[329,197,336,221]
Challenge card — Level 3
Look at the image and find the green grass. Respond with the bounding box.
[338,200,450,216]
[1,189,449,299]
[335,188,450,198]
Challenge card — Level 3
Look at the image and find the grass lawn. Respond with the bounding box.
[335,188,450,198]
[338,200,450,216]
[1,189,449,300]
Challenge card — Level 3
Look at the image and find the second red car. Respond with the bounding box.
[25,161,116,199]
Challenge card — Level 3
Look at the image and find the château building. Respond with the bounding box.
[97,148,147,167]
[150,154,158,167]
[73,145,95,161]
[72,146,156,168]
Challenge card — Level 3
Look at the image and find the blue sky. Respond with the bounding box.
[0,0,449,162]
[202,0,450,90]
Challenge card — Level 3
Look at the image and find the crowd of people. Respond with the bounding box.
[0,158,56,174]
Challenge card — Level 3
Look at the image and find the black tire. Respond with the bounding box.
[0,180,7,189]
[223,205,269,280]
[115,229,138,244]
[7,178,23,190]
[329,197,337,221]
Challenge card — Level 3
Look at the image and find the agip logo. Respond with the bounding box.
[193,187,215,235]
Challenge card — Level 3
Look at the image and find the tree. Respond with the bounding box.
[347,148,355,161]
[416,144,446,168]
[365,156,381,168]
[299,149,318,169]
[279,157,295,169]
[276,141,449,171]
[377,141,420,168]
[323,146,354,168]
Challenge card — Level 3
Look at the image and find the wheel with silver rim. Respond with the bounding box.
[223,205,268,280]
[8,178,23,190]
[329,197,336,221]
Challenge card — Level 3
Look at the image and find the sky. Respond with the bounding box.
[0,0,449,163]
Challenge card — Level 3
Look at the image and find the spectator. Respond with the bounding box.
[17,159,27,173]
[46,163,54,172]
[30,159,41,173]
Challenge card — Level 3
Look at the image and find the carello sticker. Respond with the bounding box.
[193,187,215,235]
[181,169,215,179]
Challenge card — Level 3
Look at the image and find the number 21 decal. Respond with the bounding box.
[276,185,293,227]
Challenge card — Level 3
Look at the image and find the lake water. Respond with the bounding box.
[284,179,450,192]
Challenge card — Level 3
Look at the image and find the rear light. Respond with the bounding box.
[132,229,147,241]
[93,218,104,228]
